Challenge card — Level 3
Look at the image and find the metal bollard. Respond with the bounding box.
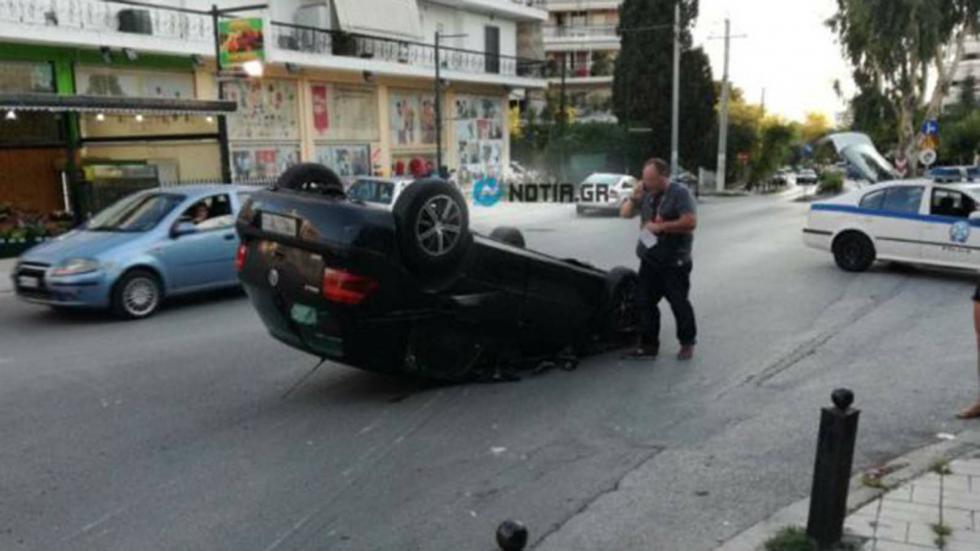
[806,388,860,549]
[496,519,528,551]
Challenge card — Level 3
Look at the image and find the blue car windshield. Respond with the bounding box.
[87,193,185,232]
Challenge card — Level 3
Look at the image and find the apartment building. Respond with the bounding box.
[0,0,547,213]
[541,0,621,122]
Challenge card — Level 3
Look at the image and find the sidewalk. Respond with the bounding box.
[846,456,980,550]
[0,257,15,294]
[717,429,980,551]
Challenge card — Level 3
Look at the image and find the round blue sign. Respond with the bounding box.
[473,177,502,207]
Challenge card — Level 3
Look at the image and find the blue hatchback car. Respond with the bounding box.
[12,185,254,319]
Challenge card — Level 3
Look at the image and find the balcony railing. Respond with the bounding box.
[542,24,618,39]
[0,0,213,44]
[545,59,614,78]
[271,22,547,80]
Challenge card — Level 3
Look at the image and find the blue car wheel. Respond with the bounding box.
[112,269,162,320]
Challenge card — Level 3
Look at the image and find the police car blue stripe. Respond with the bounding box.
[810,203,980,226]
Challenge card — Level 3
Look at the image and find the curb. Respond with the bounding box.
[714,427,980,551]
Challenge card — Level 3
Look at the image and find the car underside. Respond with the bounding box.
[235,164,639,382]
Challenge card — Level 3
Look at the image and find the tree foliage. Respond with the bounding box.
[612,0,717,170]
[828,0,980,169]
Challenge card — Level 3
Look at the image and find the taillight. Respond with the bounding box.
[322,268,379,305]
[235,244,247,272]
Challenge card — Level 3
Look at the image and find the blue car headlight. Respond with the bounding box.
[50,258,102,277]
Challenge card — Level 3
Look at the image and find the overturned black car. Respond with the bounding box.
[235,164,638,381]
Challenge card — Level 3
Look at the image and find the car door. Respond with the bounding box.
[160,194,238,290]
[858,185,926,261]
[921,186,980,268]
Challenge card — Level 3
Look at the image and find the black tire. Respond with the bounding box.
[489,226,525,248]
[111,269,163,320]
[393,179,471,275]
[833,232,875,272]
[598,267,639,345]
[274,163,345,198]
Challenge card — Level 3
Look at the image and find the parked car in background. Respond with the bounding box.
[576,173,638,215]
[12,185,253,319]
[771,169,794,186]
[928,166,980,183]
[797,168,819,185]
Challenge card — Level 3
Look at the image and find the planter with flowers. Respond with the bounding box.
[0,203,74,259]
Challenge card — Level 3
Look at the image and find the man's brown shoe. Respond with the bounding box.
[678,345,694,361]
[957,402,980,419]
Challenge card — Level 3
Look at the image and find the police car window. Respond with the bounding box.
[932,189,977,218]
[859,189,886,210]
[879,186,924,214]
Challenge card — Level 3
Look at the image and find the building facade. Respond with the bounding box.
[947,37,980,111]
[541,0,621,122]
[0,0,548,214]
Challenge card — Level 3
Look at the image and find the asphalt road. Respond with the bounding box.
[2,193,979,551]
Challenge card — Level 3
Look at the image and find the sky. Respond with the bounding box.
[692,0,855,124]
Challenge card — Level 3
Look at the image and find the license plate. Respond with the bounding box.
[17,276,39,289]
[261,212,298,237]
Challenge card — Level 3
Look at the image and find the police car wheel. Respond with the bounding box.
[833,232,875,272]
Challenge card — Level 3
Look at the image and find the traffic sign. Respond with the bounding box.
[922,119,939,136]
[919,148,938,167]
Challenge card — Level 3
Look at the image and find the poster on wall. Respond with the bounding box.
[231,144,300,182]
[224,79,300,141]
[314,144,371,185]
[310,84,379,142]
[0,61,54,93]
[389,89,436,148]
[454,95,504,185]
[219,18,265,68]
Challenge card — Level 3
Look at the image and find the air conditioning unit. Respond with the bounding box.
[118,9,152,34]
[294,2,331,53]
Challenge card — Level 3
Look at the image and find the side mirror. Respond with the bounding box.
[171,221,199,239]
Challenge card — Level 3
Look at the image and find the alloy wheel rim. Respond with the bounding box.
[124,277,158,317]
[416,195,463,257]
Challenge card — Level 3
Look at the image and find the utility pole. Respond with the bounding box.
[670,2,681,177]
[711,18,745,192]
[559,52,568,182]
[760,87,766,117]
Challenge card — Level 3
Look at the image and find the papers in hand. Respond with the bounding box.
[639,228,658,249]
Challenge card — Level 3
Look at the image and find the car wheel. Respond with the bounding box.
[598,267,639,346]
[274,163,345,198]
[393,179,471,276]
[112,269,162,320]
[489,226,525,248]
[833,232,875,272]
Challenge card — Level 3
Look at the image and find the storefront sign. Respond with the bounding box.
[219,18,265,68]
[0,61,55,94]
[76,67,195,99]
[224,79,300,141]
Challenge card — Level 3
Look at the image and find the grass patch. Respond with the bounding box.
[932,522,952,548]
[930,459,953,476]
[764,527,817,551]
[861,472,888,489]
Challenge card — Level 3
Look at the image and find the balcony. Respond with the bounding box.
[542,24,620,51]
[545,57,614,83]
[269,22,548,88]
[0,0,213,56]
[533,0,623,10]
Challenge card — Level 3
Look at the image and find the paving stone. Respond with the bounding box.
[879,500,941,525]
[853,499,882,518]
[906,522,944,548]
[912,473,944,490]
[874,518,910,543]
[950,459,980,477]
[884,486,913,503]
[941,475,973,493]
[946,526,980,545]
[844,516,876,539]
[873,538,938,550]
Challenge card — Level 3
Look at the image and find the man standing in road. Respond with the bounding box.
[621,158,698,360]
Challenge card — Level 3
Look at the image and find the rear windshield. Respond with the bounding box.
[349,180,396,204]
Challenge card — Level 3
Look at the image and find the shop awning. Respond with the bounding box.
[0,94,237,116]
[333,0,423,41]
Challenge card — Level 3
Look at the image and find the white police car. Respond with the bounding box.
[804,132,980,272]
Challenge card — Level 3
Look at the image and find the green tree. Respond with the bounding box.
[749,117,799,187]
[828,0,980,171]
[612,0,718,171]
[940,109,980,164]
